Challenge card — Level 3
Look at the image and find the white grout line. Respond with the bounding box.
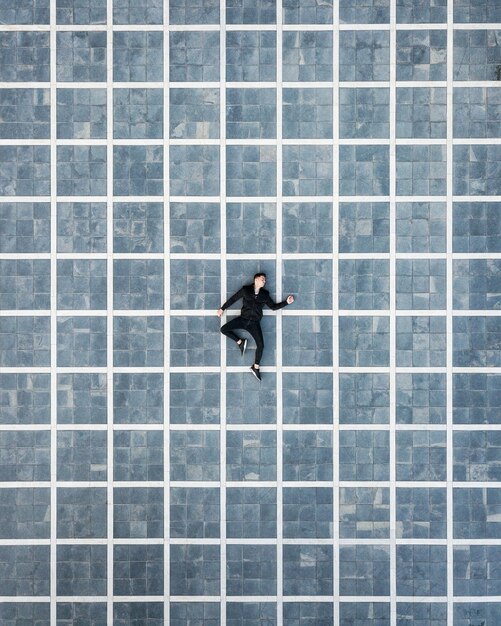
[389,0,397,622]
[49,0,57,621]
[446,1,455,623]
[219,3,228,619]
[276,2,284,623]
[105,0,114,621]
[163,0,171,619]
[332,0,341,621]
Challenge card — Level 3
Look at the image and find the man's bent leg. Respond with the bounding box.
[220,317,246,343]
[247,322,264,365]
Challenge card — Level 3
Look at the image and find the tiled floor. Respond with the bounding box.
[0,0,501,624]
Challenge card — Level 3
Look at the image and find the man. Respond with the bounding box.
[217,272,294,381]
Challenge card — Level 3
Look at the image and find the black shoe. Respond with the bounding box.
[250,365,261,381]
[238,339,247,356]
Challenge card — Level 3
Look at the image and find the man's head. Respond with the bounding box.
[253,272,266,289]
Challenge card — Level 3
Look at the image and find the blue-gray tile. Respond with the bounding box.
[283,431,332,481]
[283,31,332,81]
[57,430,107,481]
[57,544,106,596]
[340,31,389,81]
[454,29,501,80]
[397,30,447,81]
[114,145,163,196]
[0,487,50,539]
[0,373,51,425]
[113,315,164,367]
[57,373,107,425]
[114,487,163,538]
[397,0,447,23]
[397,316,446,367]
[114,88,163,139]
[170,545,220,596]
[170,0,220,24]
[0,0,49,24]
[0,260,50,310]
[453,316,501,367]
[56,0,107,24]
[283,373,333,424]
[454,487,501,539]
[397,545,447,596]
[227,0,275,24]
[339,545,390,596]
[56,31,106,82]
[339,431,390,481]
[170,202,220,253]
[283,545,333,595]
[339,373,390,424]
[283,487,332,538]
[57,487,107,538]
[57,87,106,139]
[170,487,219,538]
[0,88,50,139]
[454,545,501,595]
[114,373,163,424]
[339,202,389,253]
[227,487,276,538]
[396,202,446,253]
[227,31,275,81]
[113,202,163,253]
[170,316,219,367]
[57,316,107,367]
[0,202,50,253]
[170,373,219,425]
[454,145,501,195]
[0,32,50,81]
[0,603,50,625]
[170,145,219,196]
[227,145,276,197]
[57,146,106,196]
[227,545,277,595]
[0,146,50,196]
[114,31,163,81]
[396,487,447,538]
[170,88,219,139]
[114,430,163,481]
[339,316,390,367]
[227,430,276,481]
[113,0,163,24]
[339,146,389,196]
[170,430,220,481]
[454,431,501,481]
[453,373,501,425]
[0,546,50,595]
[114,545,163,596]
[0,316,51,367]
[283,0,333,24]
[113,602,163,625]
[227,87,276,139]
[339,487,390,539]
[170,602,220,625]
[170,31,219,81]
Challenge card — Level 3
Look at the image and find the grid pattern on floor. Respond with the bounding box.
[0,0,501,624]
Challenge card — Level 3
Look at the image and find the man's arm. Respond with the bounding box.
[265,292,294,311]
[217,287,244,316]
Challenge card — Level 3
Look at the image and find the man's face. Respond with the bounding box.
[254,275,266,289]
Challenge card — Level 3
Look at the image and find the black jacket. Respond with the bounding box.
[221,285,288,321]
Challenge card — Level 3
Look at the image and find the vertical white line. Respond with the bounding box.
[276,2,284,624]
[49,0,57,622]
[332,0,340,623]
[389,0,397,623]
[219,2,227,620]
[446,1,454,623]
[163,0,171,619]
[106,0,114,621]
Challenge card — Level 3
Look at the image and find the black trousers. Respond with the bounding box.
[220,317,264,364]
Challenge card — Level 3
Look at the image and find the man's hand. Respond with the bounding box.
[287,295,294,305]
[216,308,224,317]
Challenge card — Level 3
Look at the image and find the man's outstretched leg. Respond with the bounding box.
[220,317,247,356]
[247,322,264,381]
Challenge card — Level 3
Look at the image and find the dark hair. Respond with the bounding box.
[254,272,266,280]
